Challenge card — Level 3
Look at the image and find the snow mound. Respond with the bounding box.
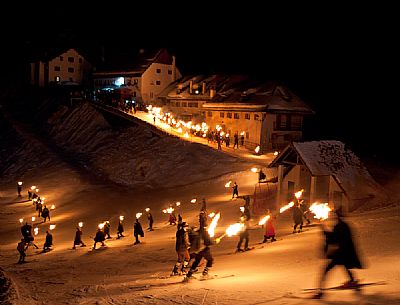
[0,268,17,305]
[47,102,244,188]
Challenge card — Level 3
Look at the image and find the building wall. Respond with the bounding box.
[328,177,349,212]
[48,49,90,84]
[142,63,180,104]
[167,99,207,121]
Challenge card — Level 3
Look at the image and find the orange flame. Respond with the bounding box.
[294,189,304,199]
[309,202,331,220]
[280,201,295,213]
[258,214,271,226]
[49,224,56,230]
[225,181,232,188]
[226,223,244,236]
[78,222,83,228]
[207,212,220,237]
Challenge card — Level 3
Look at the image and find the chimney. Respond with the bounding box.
[202,82,206,95]
[172,55,176,81]
[189,80,193,94]
[210,87,216,98]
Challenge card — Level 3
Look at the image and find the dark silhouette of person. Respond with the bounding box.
[17,239,28,263]
[233,132,239,149]
[240,133,245,146]
[41,205,50,222]
[313,207,364,299]
[147,212,154,231]
[73,227,86,249]
[117,220,124,239]
[17,183,22,197]
[134,218,144,245]
[93,228,106,249]
[237,214,250,252]
[232,182,239,198]
[292,203,304,233]
[43,231,53,251]
[258,170,266,182]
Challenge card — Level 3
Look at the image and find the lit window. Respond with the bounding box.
[176,102,181,107]
[55,76,60,82]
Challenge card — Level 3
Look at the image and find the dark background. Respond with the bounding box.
[1,4,397,164]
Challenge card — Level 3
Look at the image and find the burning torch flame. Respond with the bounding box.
[162,209,167,214]
[119,215,124,221]
[176,202,181,206]
[294,189,304,199]
[191,198,197,203]
[136,213,142,219]
[42,197,46,201]
[274,151,279,156]
[184,132,189,138]
[36,189,39,192]
[207,212,220,238]
[31,186,36,190]
[226,223,244,237]
[251,167,258,173]
[309,203,331,220]
[145,208,150,212]
[225,181,232,188]
[18,181,22,186]
[166,207,174,214]
[78,222,83,228]
[280,201,295,213]
[208,212,215,218]
[255,146,260,153]
[51,205,56,210]
[240,207,245,212]
[258,215,271,226]
[49,224,56,230]
[32,216,36,222]
[19,218,23,223]
[34,227,39,235]
[98,223,105,230]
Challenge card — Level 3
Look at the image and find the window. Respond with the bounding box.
[227,112,232,118]
[291,115,302,130]
[176,102,180,107]
[79,58,82,63]
[68,67,74,73]
[245,113,250,120]
[193,102,198,108]
[68,57,74,63]
[133,92,136,97]
[59,56,63,61]
[182,102,187,107]
[156,80,161,85]
[220,112,224,118]
[254,114,260,120]
[207,111,212,117]
[156,68,161,73]
[168,69,172,75]
[234,113,239,119]
[54,66,60,71]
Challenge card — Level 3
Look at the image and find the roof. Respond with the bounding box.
[30,47,90,63]
[93,48,174,76]
[269,140,384,201]
[159,74,314,114]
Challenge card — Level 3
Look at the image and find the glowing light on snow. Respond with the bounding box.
[240,207,245,212]
[51,205,56,210]
[145,208,150,212]
[225,181,232,188]
[309,203,331,220]
[191,198,197,203]
[294,189,304,199]
[31,217,36,222]
[119,215,124,221]
[280,201,295,213]
[78,222,83,228]
[274,151,279,156]
[255,146,260,153]
[98,223,105,230]
[251,167,258,173]
[207,212,220,237]
[258,214,271,225]
[176,202,181,206]
[18,181,22,185]
[136,213,143,219]
[19,218,23,223]
[226,223,244,237]
[34,227,39,235]
[49,225,56,230]
[208,212,215,218]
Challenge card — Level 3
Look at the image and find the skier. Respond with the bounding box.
[292,202,304,233]
[103,221,111,239]
[233,132,239,149]
[21,222,39,249]
[147,212,154,231]
[17,238,28,263]
[17,182,22,197]
[41,205,50,222]
[37,200,43,217]
[299,199,312,225]
[43,230,53,251]
[93,228,106,249]
[312,207,364,299]
[28,189,32,200]
[240,133,245,146]
[258,169,266,183]
[225,134,230,147]
[169,212,177,225]
[73,227,86,249]
[177,214,183,226]
[262,209,277,243]
[117,220,125,239]
[171,222,191,275]
[232,182,239,199]
[184,224,214,280]
[236,213,250,252]
[243,196,251,220]
[133,218,144,245]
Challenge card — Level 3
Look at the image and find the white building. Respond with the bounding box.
[30,48,91,86]
[92,48,181,106]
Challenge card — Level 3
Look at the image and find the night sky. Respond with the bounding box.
[2,5,397,163]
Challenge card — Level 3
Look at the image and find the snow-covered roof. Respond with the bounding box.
[270,140,385,202]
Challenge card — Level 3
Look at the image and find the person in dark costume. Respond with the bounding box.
[292,203,304,233]
[73,227,86,249]
[134,218,144,245]
[17,239,28,263]
[233,132,239,149]
[93,228,106,249]
[171,222,191,275]
[104,221,111,239]
[262,209,277,243]
[41,205,50,222]
[117,220,125,239]
[237,214,250,252]
[43,230,53,251]
[232,182,239,198]
[312,207,364,299]
[17,182,22,197]
[147,212,154,231]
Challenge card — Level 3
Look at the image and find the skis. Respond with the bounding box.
[183,274,235,282]
[302,281,387,291]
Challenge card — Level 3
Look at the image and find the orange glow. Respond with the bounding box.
[208,212,220,237]
[280,201,295,213]
[309,202,331,220]
[225,181,232,187]
[258,214,271,225]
